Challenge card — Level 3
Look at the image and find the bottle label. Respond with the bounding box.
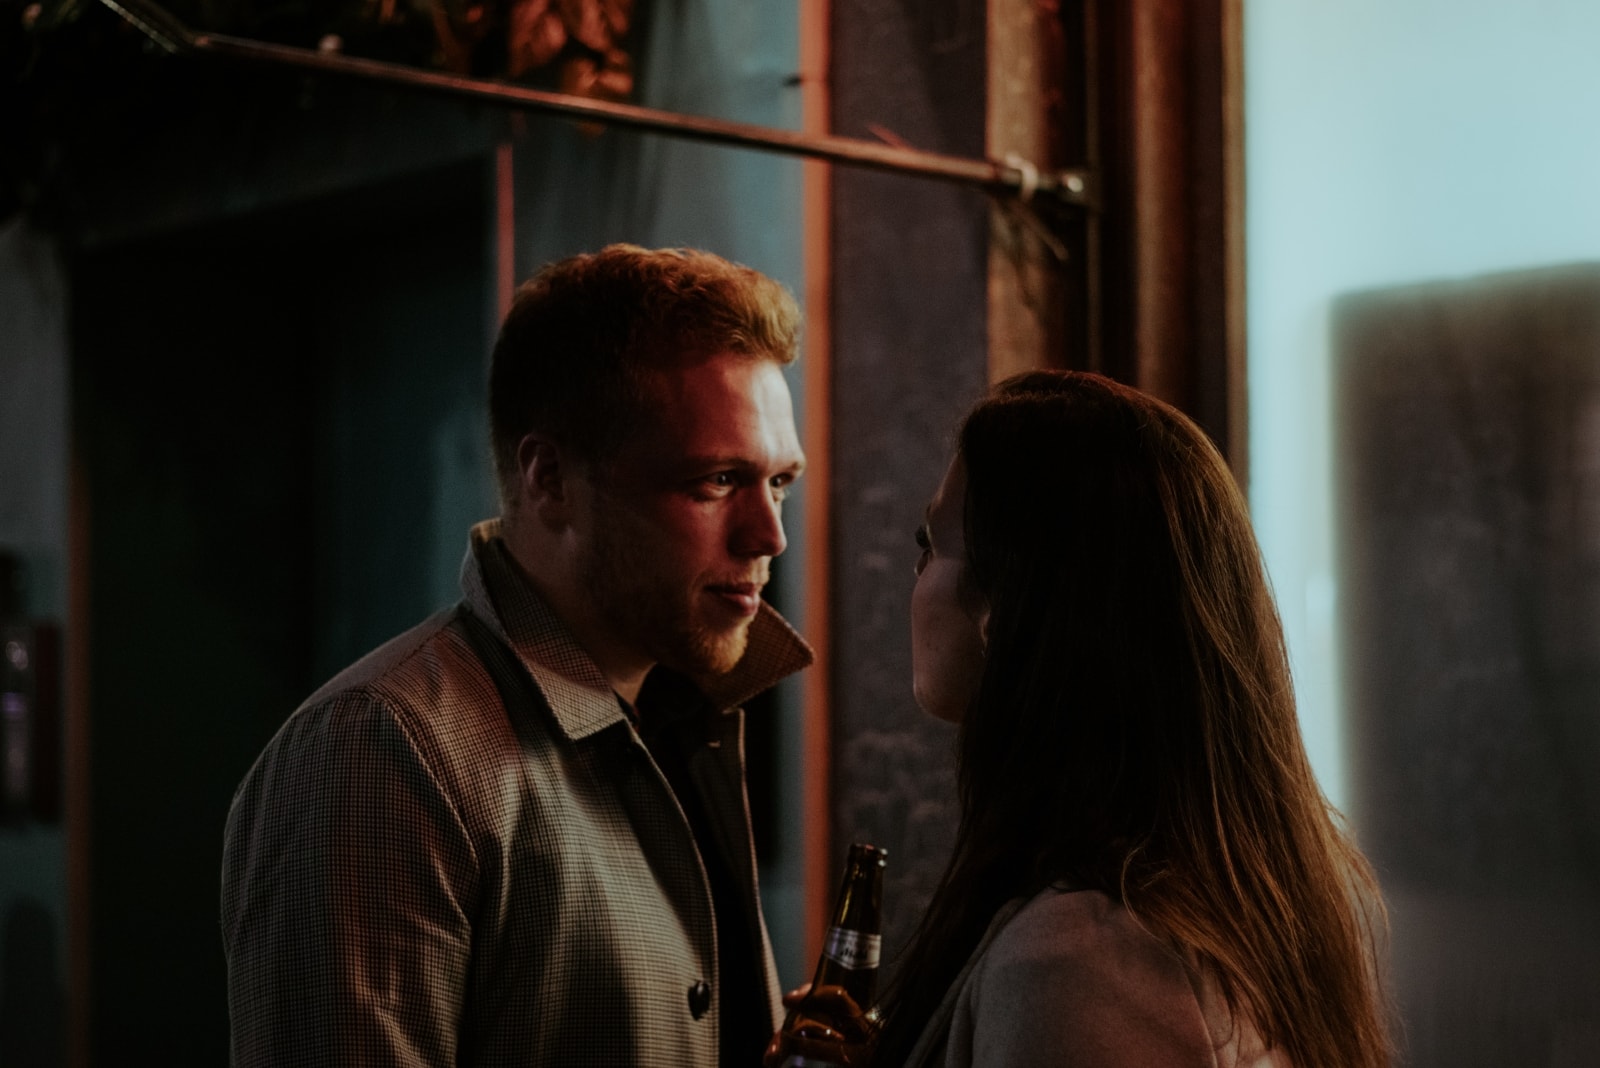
[821,925,880,971]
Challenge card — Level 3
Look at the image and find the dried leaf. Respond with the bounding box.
[507,0,567,77]
[602,0,632,37]
[558,0,611,53]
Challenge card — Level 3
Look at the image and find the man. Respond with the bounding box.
[221,244,813,1066]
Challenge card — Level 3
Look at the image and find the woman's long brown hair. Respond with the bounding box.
[873,371,1392,1068]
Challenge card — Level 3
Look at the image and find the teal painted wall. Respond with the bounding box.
[1246,0,1600,811]
[1247,3,1600,1063]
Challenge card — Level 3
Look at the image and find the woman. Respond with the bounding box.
[873,370,1392,1068]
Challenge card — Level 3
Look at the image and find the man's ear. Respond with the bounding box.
[517,434,574,523]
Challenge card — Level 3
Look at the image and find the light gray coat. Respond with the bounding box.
[902,888,1287,1068]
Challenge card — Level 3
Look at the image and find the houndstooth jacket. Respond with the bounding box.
[221,520,813,1066]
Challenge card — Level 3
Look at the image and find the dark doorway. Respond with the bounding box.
[70,158,493,1065]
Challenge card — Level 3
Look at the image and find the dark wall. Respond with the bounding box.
[71,162,492,1064]
[829,0,992,962]
[1334,262,1600,1067]
[0,220,71,1068]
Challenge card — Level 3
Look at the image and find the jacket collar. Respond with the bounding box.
[459,519,814,742]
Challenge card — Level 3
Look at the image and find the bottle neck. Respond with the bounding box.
[808,846,886,1005]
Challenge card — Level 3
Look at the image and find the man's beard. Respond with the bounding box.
[578,499,751,678]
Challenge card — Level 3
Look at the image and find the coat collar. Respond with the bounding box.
[459,519,814,741]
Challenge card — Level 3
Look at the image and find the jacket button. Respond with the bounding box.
[688,980,712,1019]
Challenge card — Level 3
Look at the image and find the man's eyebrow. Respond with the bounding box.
[682,455,807,475]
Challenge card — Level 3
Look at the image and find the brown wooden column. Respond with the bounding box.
[1106,0,1246,470]
[798,0,835,968]
[988,0,1246,474]
[986,0,1073,384]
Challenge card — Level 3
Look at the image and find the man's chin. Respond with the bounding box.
[677,625,751,677]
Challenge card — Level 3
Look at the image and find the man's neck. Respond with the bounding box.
[500,515,652,705]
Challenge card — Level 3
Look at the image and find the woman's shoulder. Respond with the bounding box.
[951,887,1217,1067]
[985,882,1177,965]
[964,887,1285,1068]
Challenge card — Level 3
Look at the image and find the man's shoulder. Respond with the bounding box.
[276,601,538,763]
[232,601,545,814]
[301,603,477,709]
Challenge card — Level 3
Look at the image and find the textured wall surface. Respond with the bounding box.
[1334,262,1600,1067]
[830,0,991,964]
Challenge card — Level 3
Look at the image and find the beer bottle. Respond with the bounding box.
[764,842,888,1068]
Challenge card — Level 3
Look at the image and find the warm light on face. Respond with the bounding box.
[574,353,805,679]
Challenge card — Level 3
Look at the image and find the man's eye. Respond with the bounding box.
[690,472,739,500]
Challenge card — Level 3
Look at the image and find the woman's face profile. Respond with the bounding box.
[911,455,988,724]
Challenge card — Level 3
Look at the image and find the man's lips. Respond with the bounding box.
[706,582,764,617]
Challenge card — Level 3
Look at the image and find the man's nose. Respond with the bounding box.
[733,485,787,558]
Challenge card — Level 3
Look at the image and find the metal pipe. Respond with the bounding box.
[95,0,1093,210]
